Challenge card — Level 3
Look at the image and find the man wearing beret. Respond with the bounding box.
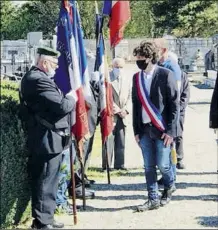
[19,47,77,229]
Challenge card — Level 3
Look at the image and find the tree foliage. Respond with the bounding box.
[172,1,218,37]
[124,1,154,38]
[0,1,17,40]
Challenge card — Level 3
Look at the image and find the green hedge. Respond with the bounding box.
[0,81,31,228]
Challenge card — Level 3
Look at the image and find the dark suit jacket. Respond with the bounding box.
[88,83,99,136]
[209,74,218,129]
[180,71,190,116]
[132,66,179,138]
[20,66,75,154]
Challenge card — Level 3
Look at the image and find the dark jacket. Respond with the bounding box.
[19,66,75,154]
[209,74,218,129]
[132,66,179,138]
[88,83,100,136]
[180,71,190,116]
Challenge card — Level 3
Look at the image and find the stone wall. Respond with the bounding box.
[1,36,217,75]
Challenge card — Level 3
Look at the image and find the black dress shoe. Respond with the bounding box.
[157,177,164,186]
[31,219,64,229]
[75,185,95,199]
[101,168,112,172]
[160,188,173,206]
[114,166,128,171]
[176,160,185,169]
[84,174,95,184]
[84,177,96,188]
[136,199,160,212]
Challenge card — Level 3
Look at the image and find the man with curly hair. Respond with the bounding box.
[132,41,179,211]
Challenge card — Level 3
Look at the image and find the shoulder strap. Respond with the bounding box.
[135,71,166,132]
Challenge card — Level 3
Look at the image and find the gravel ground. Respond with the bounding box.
[57,66,218,229]
[22,65,218,229]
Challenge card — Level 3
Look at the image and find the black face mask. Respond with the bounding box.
[136,60,149,70]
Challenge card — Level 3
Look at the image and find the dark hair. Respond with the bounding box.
[133,41,159,64]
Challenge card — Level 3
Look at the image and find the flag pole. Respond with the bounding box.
[69,114,77,225]
[104,140,111,184]
[95,0,111,184]
[78,141,86,210]
[75,0,86,210]
[102,51,112,185]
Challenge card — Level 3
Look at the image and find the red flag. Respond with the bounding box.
[101,75,114,144]
[96,36,114,144]
[103,1,131,48]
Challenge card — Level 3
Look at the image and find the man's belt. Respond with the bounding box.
[35,115,69,137]
[142,122,153,128]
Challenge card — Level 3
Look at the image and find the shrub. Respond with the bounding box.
[0,81,31,229]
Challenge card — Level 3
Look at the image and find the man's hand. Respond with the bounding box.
[85,101,92,109]
[113,104,121,114]
[66,90,78,102]
[135,135,140,145]
[161,133,173,147]
[119,110,127,118]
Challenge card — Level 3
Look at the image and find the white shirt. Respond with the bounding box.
[141,67,155,124]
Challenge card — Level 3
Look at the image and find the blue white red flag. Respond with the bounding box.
[103,0,131,48]
[55,0,89,142]
[95,10,113,144]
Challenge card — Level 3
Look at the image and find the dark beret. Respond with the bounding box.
[37,47,60,58]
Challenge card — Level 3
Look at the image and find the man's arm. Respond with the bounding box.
[36,77,76,115]
[132,74,140,136]
[180,72,190,114]
[122,80,132,114]
[165,71,180,138]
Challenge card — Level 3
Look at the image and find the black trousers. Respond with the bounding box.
[102,117,125,169]
[29,152,62,225]
[175,115,185,161]
[83,133,95,172]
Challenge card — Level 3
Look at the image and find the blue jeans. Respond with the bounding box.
[172,163,177,181]
[56,145,76,206]
[139,133,174,200]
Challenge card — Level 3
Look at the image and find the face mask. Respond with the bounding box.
[136,60,149,70]
[113,67,121,77]
[46,63,56,78]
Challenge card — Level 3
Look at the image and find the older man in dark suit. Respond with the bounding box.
[132,41,179,212]
[19,47,77,229]
[102,58,131,171]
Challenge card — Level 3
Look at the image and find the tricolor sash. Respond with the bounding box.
[135,71,166,132]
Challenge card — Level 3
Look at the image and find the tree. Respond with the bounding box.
[0,1,17,40]
[150,0,190,37]
[173,1,218,37]
[2,0,60,40]
[124,1,154,38]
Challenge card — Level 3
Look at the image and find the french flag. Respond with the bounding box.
[103,0,131,48]
[75,4,92,106]
[55,0,89,142]
[95,13,113,144]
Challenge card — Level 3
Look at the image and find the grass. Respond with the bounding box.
[86,126,144,179]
